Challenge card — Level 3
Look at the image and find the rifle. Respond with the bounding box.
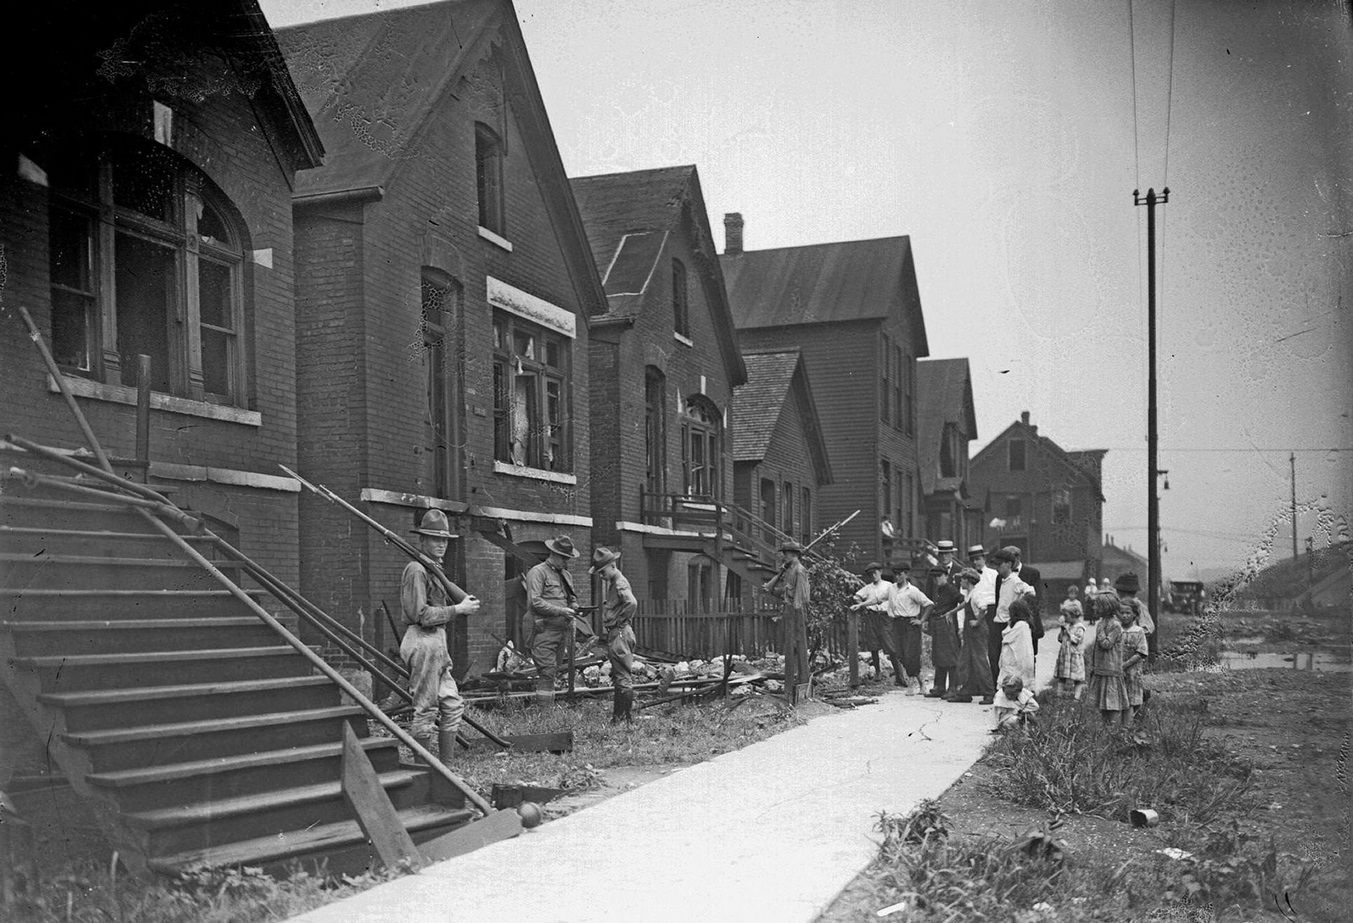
[280,465,470,605]
[763,509,861,590]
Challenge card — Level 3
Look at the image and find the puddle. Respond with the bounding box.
[1219,651,1352,673]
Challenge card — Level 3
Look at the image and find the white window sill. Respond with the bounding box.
[493,461,577,485]
[478,226,514,252]
[674,331,694,347]
[48,374,262,426]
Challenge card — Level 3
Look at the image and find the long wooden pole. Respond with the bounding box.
[16,305,112,472]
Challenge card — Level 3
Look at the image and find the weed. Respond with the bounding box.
[986,696,1254,824]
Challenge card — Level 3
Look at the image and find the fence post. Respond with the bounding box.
[847,610,859,689]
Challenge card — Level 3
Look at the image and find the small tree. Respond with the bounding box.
[804,540,866,666]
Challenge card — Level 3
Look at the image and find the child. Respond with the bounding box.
[1084,592,1129,728]
[999,596,1036,691]
[1055,594,1086,699]
[993,675,1039,731]
[1119,598,1150,729]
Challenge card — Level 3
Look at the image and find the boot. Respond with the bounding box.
[437,729,458,768]
[611,688,634,723]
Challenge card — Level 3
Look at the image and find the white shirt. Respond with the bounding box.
[995,572,1033,624]
[852,579,892,611]
[970,565,998,609]
[887,581,932,621]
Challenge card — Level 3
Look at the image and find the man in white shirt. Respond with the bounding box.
[850,562,895,681]
[967,544,998,612]
[888,561,933,694]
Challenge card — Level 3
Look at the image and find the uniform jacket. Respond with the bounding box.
[401,560,457,628]
[601,570,638,631]
[526,560,577,620]
[766,559,811,611]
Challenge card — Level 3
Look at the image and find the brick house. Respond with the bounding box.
[277,0,607,674]
[721,220,931,569]
[731,349,833,570]
[917,358,981,551]
[569,165,747,602]
[968,411,1107,595]
[0,0,324,581]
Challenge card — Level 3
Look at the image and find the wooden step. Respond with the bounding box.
[40,674,339,731]
[0,553,240,590]
[61,704,367,773]
[0,525,220,558]
[0,495,161,533]
[128,769,422,856]
[146,802,475,875]
[3,617,292,657]
[86,737,401,810]
[14,646,314,692]
[0,588,270,620]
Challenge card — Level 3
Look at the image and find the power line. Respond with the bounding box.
[1127,0,1141,189]
[1095,446,1353,453]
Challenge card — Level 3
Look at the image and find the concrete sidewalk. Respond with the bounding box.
[294,654,1056,923]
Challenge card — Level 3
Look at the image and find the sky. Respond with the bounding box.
[260,0,1353,580]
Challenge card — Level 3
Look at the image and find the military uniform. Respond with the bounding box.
[592,546,637,721]
[765,544,812,693]
[527,536,580,692]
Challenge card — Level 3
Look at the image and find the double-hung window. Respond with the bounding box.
[680,396,720,499]
[47,136,248,405]
[492,311,571,472]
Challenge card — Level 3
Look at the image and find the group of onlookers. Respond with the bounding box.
[849,540,1157,733]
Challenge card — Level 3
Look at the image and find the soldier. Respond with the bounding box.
[590,546,637,722]
[526,535,580,698]
[400,509,481,766]
[763,540,812,697]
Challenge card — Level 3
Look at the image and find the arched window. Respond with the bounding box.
[681,395,721,499]
[644,367,667,498]
[46,135,249,405]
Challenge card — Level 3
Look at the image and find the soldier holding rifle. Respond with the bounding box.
[526,535,581,699]
[763,540,812,697]
[401,509,481,766]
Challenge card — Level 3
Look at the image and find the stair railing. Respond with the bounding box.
[5,441,493,815]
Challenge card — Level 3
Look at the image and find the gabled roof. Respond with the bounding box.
[277,0,607,318]
[277,0,499,198]
[570,164,746,385]
[720,236,929,355]
[971,419,1107,501]
[732,350,833,485]
[917,358,977,496]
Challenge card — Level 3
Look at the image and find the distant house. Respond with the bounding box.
[569,165,746,602]
[1100,536,1148,587]
[731,349,833,564]
[278,0,608,672]
[721,219,930,568]
[968,411,1106,594]
[917,358,981,551]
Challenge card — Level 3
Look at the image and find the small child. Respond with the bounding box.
[1119,599,1150,729]
[1055,591,1086,699]
[993,675,1039,731]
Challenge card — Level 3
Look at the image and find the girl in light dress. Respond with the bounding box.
[998,596,1036,691]
[1055,587,1086,699]
[1119,601,1150,729]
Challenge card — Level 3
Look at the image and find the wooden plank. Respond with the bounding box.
[340,723,422,870]
[419,809,522,863]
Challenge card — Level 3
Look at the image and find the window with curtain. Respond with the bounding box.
[492,311,571,471]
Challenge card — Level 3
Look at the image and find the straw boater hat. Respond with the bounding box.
[936,540,956,554]
[967,544,987,559]
[1115,572,1141,594]
[411,509,457,539]
[545,535,579,558]
[588,546,621,574]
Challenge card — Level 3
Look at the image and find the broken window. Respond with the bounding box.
[681,396,720,498]
[492,310,570,472]
[45,135,248,405]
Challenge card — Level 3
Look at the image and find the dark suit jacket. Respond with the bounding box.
[1017,564,1045,642]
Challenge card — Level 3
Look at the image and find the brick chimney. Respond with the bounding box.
[1020,410,1030,425]
[724,212,744,255]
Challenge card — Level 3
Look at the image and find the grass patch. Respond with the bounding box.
[985,695,1255,825]
[6,858,408,923]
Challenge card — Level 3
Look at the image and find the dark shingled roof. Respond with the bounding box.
[972,420,1107,501]
[733,351,801,463]
[917,358,977,496]
[570,165,694,311]
[276,0,500,198]
[721,236,929,355]
[732,350,832,484]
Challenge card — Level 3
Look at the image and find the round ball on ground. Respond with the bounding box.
[517,801,543,828]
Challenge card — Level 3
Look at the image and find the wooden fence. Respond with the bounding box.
[632,598,851,661]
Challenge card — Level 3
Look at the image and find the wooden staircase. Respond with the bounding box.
[0,484,475,877]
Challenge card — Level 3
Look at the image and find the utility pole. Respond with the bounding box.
[1290,451,1299,559]
[1135,187,1169,658]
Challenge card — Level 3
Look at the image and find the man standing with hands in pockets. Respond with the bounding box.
[591,546,637,722]
[527,535,581,700]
